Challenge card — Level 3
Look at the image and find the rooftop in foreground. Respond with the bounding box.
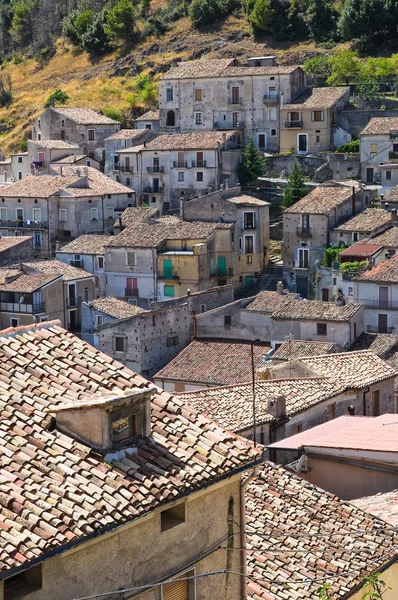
[351,489,398,526]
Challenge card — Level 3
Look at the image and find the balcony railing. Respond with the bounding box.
[214,120,245,130]
[362,300,398,310]
[113,165,134,173]
[284,120,303,128]
[210,267,233,277]
[0,219,48,229]
[341,270,365,281]
[69,259,84,268]
[172,161,189,168]
[263,94,279,103]
[389,152,398,160]
[143,186,163,194]
[228,97,243,105]
[243,222,256,230]
[125,288,139,297]
[147,166,164,173]
[367,325,394,334]
[0,301,45,314]
[191,160,207,168]
[296,227,312,237]
[158,272,180,280]
[66,296,82,308]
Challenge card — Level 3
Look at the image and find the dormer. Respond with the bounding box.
[50,387,155,452]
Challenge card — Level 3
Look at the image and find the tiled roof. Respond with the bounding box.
[246,463,397,600]
[0,321,260,573]
[0,270,60,292]
[135,110,159,121]
[51,107,119,125]
[108,219,230,248]
[284,184,354,215]
[356,254,398,283]
[0,236,32,252]
[361,226,398,248]
[35,140,79,149]
[160,58,236,79]
[89,297,148,319]
[300,350,397,388]
[303,413,398,452]
[351,490,398,526]
[286,86,348,110]
[333,208,392,232]
[22,259,93,282]
[271,299,362,321]
[351,332,398,358]
[339,242,384,258]
[114,207,159,228]
[145,131,236,151]
[272,339,345,360]
[361,116,398,135]
[385,185,398,203]
[226,195,269,207]
[2,167,132,198]
[105,129,155,142]
[57,235,109,255]
[51,155,93,164]
[177,377,345,433]
[154,340,271,386]
[245,291,299,313]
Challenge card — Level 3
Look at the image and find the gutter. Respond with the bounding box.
[240,465,260,600]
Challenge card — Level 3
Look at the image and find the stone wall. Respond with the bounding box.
[337,108,398,138]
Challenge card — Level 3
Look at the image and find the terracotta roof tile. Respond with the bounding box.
[105,129,156,142]
[356,254,398,283]
[0,270,60,292]
[361,117,398,135]
[89,297,148,319]
[351,490,398,526]
[385,185,398,203]
[286,86,348,110]
[351,332,398,358]
[57,235,109,255]
[22,259,93,282]
[135,110,159,122]
[154,340,271,386]
[284,184,356,215]
[160,58,236,79]
[51,107,119,125]
[145,131,236,151]
[0,236,32,252]
[35,140,79,149]
[114,207,159,228]
[333,208,392,232]
[361,227,398,248]
[246,463,397,600]
[272,340,346,360]
[339,242,384,258]
[226,195,269,206]
[0,321,260,572]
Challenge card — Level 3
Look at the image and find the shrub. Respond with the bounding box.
[102,107,122,121]
[340,260,367,272]
[336,139,359,153]
[44,88,69,108]
[189,0,223,27]
[0,74,12,107]
[18,138,28,152]
[322,246,346,267]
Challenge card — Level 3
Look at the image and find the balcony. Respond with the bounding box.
[0,301,45,314]
[147,166,164,173]
[69,259,84,269]
[228,97,243,105]
[210,267,233,277]
[143,186,163,194]
[362,300,398,310]
[263,94,279,104]
[341,270,365,281]
[191,160,207,168]
[172,161,189,168]
[296,227,312,237]
[367,325,394,334]
[214,120,245,130]
[243,222,257,230]
[125,288,139,297]
[66,296,82,308]
[113,165,134,173]
[158,271,180,280]
[389,152,398,160]
[0,220,48,229]
[284,120,303,128]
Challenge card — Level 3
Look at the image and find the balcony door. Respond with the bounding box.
[378,313,388,333]
[68,283,76,305]
[126,277,138,296]
[379,286,389,309]
[232,86,240,104]
[297,134,308,154]
[217,256,227,275]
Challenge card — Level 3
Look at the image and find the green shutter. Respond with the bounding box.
[164,259,173,279]
[217,256,227,275]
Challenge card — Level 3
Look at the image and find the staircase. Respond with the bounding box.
[256,256,284,292]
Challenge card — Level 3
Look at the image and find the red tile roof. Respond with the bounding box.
[356,254,398,283]
[0,322,260,573]
[272,339,346,360]
[154,340,271,386]
[351,490,398,526]
[284,184,356,215]
[339,242,384,258]
[333,208,391,232]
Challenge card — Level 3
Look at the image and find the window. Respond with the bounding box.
[175,382,186,393]
[292,423,302,435]
[166,110,175,127]
[4,564,42,599]
[166,335,179,346]
[166,88,174,102]
[97,315,103,327]
[145,124,152,130]
[126,177,131,186]
[0,207,7,220]
[164,284,175,297]
[268,107,277,121]
[268,85,277,99]
[317,323,327,336]
[224,315,232,327]
[10,318,19,327]
[311,111,324,121]
[298,248,309,268]
[17,156,23,163]
[372,390,380,416]
[33,231,42,248]
[105,206,114,220]
[61,119,65,127]
[17,172,22,181]
[98,256,104,269]
[370,143,378,154]
[112,413,139,444]
[114,336,127,352]
[87,129,95,142]
[178,171,184,182]
[86,160,91,167]
[0,230,7,236]
[258,134,266,149]
[327,403,336,420]
[244,212,256,229]
[316,135,320,143]
[386,170,392,181]
[90,207,98,221]
[271,128,277,137]
[196,172,203,182]
[160,502,186,532]
[195,112,203,125]
[352,232,359,242]
[37,132,41,140]
[232,112,239,127]
[126,251,136,266]
[32,208,41,222]
[201,303,206,313]
[59,208,67,222]
[245,235,254,254]
[194,88,202,101]
[246,254,253,264]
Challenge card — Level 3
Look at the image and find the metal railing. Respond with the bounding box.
[69,259,85,268]
[243,222,257,230]
[172,161,189,168]
[362,299,398,310]
[341,271,365,281]
[367,325,394,334]
[228,97,243,105]
[125,288,139,297]
[0,219,48,229]
[210,267,233,277]
[214,120,245,130]
[147,166,164,173]
[389,152,398,160]
[66,296,82,308]
[296,227,312,237]
[113,165,134,172]
[158,272,180,280]
[191,160,207,168]
[284,120,303,128]
[143,186,163,194]
[263,94,279,102]
[0,301,45,314]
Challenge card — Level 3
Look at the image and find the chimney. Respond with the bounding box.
[280,93,284,107]
[225,179,229,190]
[347,405,355,416]
[55,240,60,252]
[187,288,191,296]
[143,140,146,147]
[351,186,356,215]
[267,395,286,420]
[392,209,398,225]
[276,280,284,295]
[48,388,155,453]
[60,166,63,177]
[180,197,184,219]
[118,216,124,231]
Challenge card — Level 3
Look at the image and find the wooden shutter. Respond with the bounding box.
[162,573,189,600]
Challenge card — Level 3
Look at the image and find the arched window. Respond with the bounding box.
[166,110,175,127]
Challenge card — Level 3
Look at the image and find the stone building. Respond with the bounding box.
[158,57,305,151]
[27,139,81,173]
[56,234,108,296]
[280,86,351,154]
[0,321,261,600]
[360,116,398,187]
[329,207,392,247]
[134,109,160,130]
[0,235,34,266]
[31,107,120,163]
[104,128,157,177]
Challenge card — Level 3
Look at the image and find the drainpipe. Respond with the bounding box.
[240,466,259,600]
[47,198,51,258]
[363,386,369,415]
[101,195,105,233]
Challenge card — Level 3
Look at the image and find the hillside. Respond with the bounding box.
[0,15,326,156]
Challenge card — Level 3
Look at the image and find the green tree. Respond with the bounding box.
[286,0,308,40]
[80,12,110,55]
[306,0,338,42]
[357,76,379,103]
[237,140,265,186]
[361,572,392,600]
[44,88,69,108]
[316,583,333,600]
[303,54,331,77]
[189,0,222,28]
[10,0,38,48]
[105,0,136,41]
[140,0,151,17]
[249,0,273,33]
[327,50,361,86]
[282,162,307,208]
